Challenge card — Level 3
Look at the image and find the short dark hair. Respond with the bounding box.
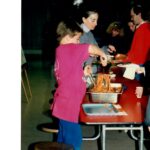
[131,4,146,19]
[132,2,150,21]
[56,18,83,42]
[132,4,142,15]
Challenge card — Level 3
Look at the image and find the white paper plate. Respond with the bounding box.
[117,63,139,69]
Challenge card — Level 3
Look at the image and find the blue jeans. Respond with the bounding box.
[145,96,150,126]
[135,64,143,80]
[57,119,82,150]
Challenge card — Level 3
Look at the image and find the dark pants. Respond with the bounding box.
[145,95,150,126]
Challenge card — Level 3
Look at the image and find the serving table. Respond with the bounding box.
[80,67,148,150]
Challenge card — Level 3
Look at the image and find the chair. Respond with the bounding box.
[37,120,59,141]
[37,122,59,133]
[40,123,58,133]
[21,49,32,103]
[21,63,32,103]
[28,141,74,150]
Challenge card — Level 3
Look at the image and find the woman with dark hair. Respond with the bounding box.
[77,6,115,76]
[79,9,99,46]
[73,6,115,88]
[79,7,116,54]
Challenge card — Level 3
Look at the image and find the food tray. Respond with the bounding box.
[82,104,120,116]
[87,83,123,104]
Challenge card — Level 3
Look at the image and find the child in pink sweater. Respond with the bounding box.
[51,18,107,150]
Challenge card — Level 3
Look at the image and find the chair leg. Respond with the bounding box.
[21,79,29,103]
[24,69,32,98]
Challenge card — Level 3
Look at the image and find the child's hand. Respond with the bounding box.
[83,65,92,76]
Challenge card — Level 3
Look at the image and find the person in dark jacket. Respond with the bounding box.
[136,61,150,132]
[101,21,128,55]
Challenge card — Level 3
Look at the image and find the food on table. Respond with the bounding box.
[115,53,127,60]
[89,73,122,93]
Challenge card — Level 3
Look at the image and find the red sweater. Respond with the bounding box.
[125,22,150,64]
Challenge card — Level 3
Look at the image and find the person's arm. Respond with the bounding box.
[144,61,150,78]
[136,61,150,77]
[88,44,108,66]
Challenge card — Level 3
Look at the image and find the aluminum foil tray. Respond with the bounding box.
[87,83,123,104]
[82,103,127,116]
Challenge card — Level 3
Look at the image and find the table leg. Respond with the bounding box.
[101,124,143,150]
[129,125,144,150]
[102,125,106,150]
[139,126,144,150]
[82,125,101,141]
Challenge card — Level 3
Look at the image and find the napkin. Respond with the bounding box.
[123,64,139,80]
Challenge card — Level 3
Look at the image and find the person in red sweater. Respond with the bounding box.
[121,4,150,65]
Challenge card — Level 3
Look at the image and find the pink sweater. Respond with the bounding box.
[52,43,89,123]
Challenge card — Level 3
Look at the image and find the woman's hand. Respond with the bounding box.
[108,45,116,53]
[100,53,108,67]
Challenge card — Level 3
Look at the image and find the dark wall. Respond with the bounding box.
[22,0,50,49]
[22,0,130,48]
[22,0,75,50]
[21,0,149,61]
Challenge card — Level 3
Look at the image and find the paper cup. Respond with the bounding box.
[135,86,143,98]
